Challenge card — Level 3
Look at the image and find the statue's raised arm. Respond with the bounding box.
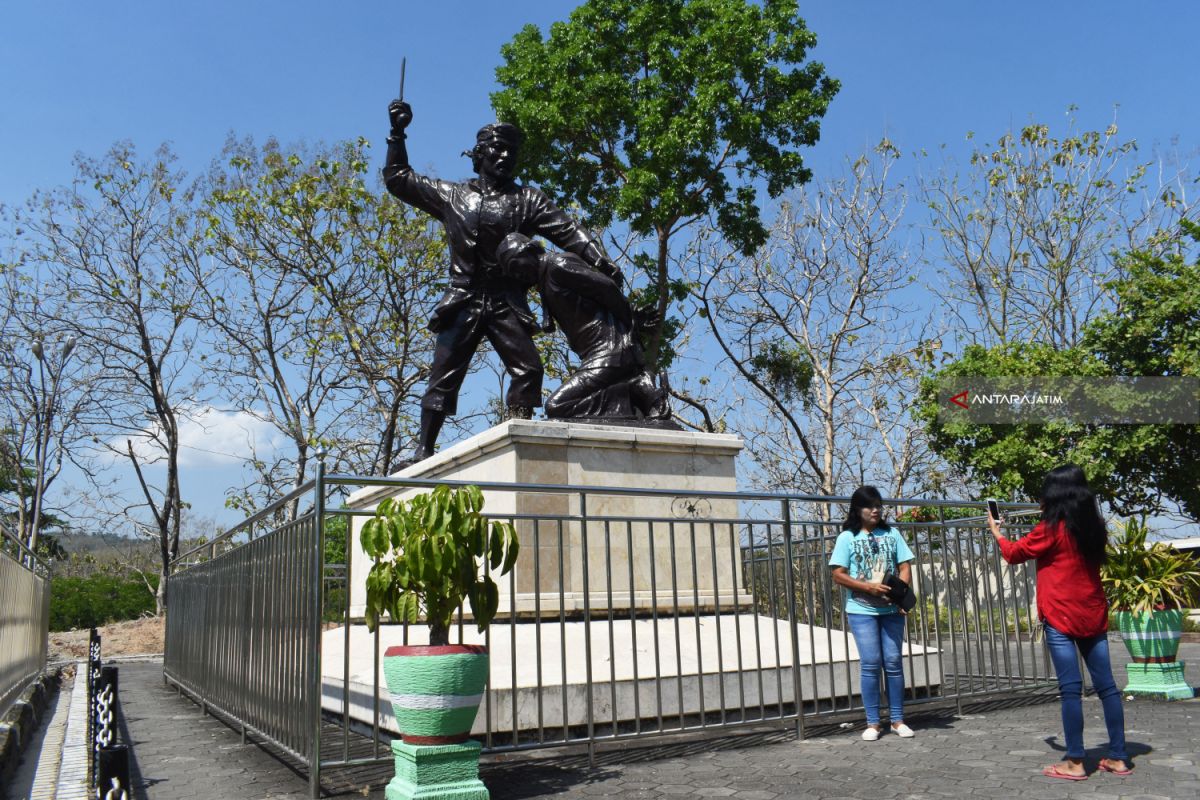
[382,100,628,463]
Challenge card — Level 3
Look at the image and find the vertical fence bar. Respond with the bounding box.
[938,505,963,713]
[627,519,642,734]
[534,519,545,742]
[708,519,727,726]
[309,461,326,799]
[745,523,766,721]
[605,518,618,738]
[727,522,746,722]
[342,512,353,761]
[764,522,784,717]
[579,491,596,765]
[966,521,998,690]
[796,522,822,719]
[557,517,569,741]
[781,499,805,737]
[988,527,1015,688]
[648,519,664,732]
[668,520,685,731]
[509,523,519,748]
[689,519,705,729]
[922,520,946,701]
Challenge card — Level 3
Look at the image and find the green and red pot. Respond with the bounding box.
[1114,609,1194,700]
[384,644,489,744]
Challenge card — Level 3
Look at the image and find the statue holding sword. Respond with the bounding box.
[383,61,624,464]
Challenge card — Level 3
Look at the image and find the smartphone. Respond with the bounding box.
[986,499,1001,522]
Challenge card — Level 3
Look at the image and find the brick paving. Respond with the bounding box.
[110,646,1200,800]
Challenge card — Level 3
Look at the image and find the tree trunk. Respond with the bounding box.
[156,566,167,616]
[428,620,450,647]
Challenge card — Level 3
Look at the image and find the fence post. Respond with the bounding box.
[96,744,131,800]
[781,498,805,738]
[580,490,596,767]
[308,454,327,800]
[937,502,964,716]
[86,629,100,759]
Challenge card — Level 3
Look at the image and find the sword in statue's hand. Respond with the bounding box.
[399,56,406,102]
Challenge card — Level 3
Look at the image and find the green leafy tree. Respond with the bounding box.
[492,0,838,375]
[917,223,1200,514]
[1083,220,1200,516]
[916,343,1112,503]
[50,573,159,631]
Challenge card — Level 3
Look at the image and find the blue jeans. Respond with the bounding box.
[847,612,906,725]
[1043,623,1128,761]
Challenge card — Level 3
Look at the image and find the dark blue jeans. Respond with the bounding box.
[1043,623,1128,762]
[847,612,906,725]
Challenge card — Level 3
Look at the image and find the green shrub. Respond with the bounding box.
[50,573,159,631]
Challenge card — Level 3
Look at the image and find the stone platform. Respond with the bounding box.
[347,419,752,619]
[320,617,941,736]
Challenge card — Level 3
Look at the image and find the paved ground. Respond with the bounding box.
[108,654,1200,800]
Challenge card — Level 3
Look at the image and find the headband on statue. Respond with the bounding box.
[475,122,522,147]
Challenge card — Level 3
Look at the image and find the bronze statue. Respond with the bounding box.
[384,100,622,463]
[497,233,668,421]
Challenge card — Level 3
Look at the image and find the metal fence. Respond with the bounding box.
[0,520,51,718]
[165,483,323,772]
[166,467,1052,798]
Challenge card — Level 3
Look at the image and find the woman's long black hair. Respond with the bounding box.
[1040,464,1108,565]
[841,485,887,532]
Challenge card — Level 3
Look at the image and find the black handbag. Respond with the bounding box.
[883,573,917,611]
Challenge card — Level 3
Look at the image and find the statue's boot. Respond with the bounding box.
[398,409,446,467]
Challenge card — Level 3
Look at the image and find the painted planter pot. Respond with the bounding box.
[383,644,488,745]
[1115,609,1183,661]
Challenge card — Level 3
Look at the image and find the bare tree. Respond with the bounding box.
[198,137,443,513]
[16,142,207,613]
[920,114,1193,349]
[695,142,941,501]
[0,249,96,548]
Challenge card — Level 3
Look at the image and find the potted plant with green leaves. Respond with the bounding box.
[360,484,518,800]
[1101,517,1200,699]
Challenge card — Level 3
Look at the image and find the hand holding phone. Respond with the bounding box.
[986,498,1002,522]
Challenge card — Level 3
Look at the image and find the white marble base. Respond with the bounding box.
[320,618,942,736]
[347,420,751,618]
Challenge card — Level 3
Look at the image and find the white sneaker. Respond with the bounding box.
[861,725,881,741]
[891,722,915,738]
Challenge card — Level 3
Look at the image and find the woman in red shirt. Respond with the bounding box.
[987,464,1130,781]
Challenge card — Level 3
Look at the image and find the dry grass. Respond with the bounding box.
[49,615,165,661]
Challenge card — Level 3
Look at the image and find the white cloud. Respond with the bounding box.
[177,407,286,467]
[107,406,286,468]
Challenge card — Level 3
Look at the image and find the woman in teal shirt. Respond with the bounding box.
[828,485,916,740]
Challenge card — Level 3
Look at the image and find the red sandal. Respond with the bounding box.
[1099,759,1133,776]
[1042,764,1088,781]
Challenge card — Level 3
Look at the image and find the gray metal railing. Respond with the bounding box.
[0,520,51,718]
[165,468,1050,798]
[165,479,323,777]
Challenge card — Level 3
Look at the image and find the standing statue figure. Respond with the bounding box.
[384,100,623,463]
[497,233,668,421]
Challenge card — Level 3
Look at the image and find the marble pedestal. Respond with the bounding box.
[385,740,488,800]
[347,420,751,619]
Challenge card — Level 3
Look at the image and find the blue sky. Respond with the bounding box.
[4,2,1197,203]
[3,1,1197,528]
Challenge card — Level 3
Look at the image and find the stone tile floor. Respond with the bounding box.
[107,659,1199,800]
